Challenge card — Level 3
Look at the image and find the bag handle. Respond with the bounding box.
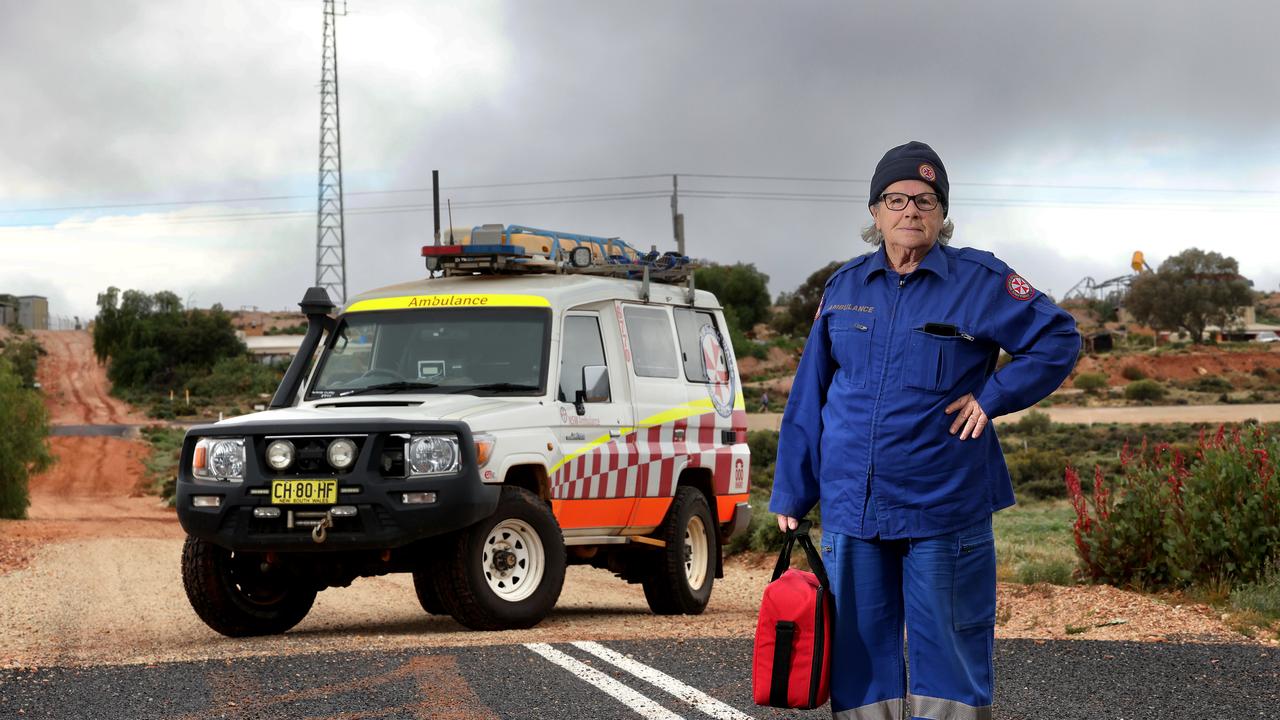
[770,518,831,590]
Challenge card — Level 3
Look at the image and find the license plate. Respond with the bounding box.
[271,479,338,505]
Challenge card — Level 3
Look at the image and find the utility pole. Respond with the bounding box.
[315,0,348,306]
[671,174,685,256]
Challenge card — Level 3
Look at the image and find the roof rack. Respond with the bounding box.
[421,224,697,285]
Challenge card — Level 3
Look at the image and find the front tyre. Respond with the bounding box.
[435,486,566,630]
[181,536,316,637]
[642,486,716,615]
[411,556,446,615]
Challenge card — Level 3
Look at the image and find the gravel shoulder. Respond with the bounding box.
[0,533,1269,670]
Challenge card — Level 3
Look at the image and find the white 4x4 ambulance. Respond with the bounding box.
[175,225,752,635]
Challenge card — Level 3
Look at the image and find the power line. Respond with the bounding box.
[3,179,1278,232]
[0,174,672,216]
[8,172,1280,217]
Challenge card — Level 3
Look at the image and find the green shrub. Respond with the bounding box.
[1188,375,1233,393]
[1068,426,1280,589]
[1124,379,1167,401]
[1009,410,1052,436]
[141,426,185,505]
[1120,365,1147,381]
[0,357,52,518]
[748,430,778,490]
[147,402,177,420]
[0,334,46,387]
[264,323,307,336]
[1006,448,1071,499]
[1074,372,1109,392]
[1014,557,1077,585]
[187,356,285,398]
[1231,556,1280,619]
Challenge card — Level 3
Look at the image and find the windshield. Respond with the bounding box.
[307,307,551,398]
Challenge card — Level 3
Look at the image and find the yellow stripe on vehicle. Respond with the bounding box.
[550,400,735,473]
[549,430,619,474]
[345,294,552,313]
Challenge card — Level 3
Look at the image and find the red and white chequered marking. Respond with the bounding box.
[550,410,749,500]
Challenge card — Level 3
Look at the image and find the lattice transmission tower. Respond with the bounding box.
[315,0,348,305]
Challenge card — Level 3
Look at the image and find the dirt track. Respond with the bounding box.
[0,331,1267,670]
[32,330,151,426]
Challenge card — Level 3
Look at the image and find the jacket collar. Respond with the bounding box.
[864,241,949,283]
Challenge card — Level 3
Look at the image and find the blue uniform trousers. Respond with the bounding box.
[822,517,996,720]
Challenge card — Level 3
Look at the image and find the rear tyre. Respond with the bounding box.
[434,486,566,630]
[642,487,716,615]
[181,536,316,637]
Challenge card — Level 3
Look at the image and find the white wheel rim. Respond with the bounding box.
[684,515,709,590]
[483,518,544,603]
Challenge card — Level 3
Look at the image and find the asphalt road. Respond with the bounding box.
[2,638,1276,720]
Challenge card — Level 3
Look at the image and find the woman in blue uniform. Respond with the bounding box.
[770,141,1080,720]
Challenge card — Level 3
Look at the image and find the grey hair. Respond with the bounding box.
[861,218,954,246]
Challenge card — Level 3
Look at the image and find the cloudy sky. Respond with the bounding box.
[2,0,1278,324]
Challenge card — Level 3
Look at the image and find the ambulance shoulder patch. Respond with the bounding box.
[1005,273,1035,301]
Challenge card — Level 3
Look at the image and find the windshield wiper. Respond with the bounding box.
[337,381,440,396]
[449,382,541,394]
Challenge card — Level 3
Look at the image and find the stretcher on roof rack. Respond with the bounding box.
[420,224,695,284]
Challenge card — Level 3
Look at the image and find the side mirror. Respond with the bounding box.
[581,365,610,403]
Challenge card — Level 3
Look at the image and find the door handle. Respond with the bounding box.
[610,429,621,437]
[673,428,686,441]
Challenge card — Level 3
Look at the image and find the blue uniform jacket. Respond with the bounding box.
[769,242,1080,539]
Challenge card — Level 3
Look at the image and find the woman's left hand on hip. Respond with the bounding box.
[944,393,988,440]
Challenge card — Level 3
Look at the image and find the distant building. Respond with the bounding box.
[0,297,16,326]
[241,333,306,365]
[17,296,49,330]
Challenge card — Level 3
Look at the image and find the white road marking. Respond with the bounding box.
[523,643,685,720]
[572,641,756,720]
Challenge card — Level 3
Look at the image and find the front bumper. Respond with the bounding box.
[175,419,500,552]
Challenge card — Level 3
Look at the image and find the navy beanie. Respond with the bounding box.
[868,141,949,216]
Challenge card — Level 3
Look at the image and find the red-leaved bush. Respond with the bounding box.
[1067,424,1280,589]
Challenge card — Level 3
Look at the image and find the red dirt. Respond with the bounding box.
[1073,346,1280,386]
[0,331,178,575]
[31,330,152,425]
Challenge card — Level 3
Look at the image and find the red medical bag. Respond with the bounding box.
[752,520,832,709]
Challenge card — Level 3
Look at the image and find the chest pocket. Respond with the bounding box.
[828,318,873,388]
[902,328,980,394]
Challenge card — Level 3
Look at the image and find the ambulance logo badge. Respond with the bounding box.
[699,325,736,418]
[919,163,937,182]
[1006,273,1035,301]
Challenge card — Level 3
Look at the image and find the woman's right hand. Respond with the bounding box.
[776,515,799,532]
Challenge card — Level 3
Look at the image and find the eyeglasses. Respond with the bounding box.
[878,192,941,212]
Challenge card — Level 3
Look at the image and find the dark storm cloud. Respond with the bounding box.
[3,0,1278,317]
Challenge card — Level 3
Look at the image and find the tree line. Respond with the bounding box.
[698,247,1260,348]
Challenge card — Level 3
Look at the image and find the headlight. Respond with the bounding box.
[408,435,460,475]
[194,438,246,481]
[327,438,358,470]
[265,440,295,471]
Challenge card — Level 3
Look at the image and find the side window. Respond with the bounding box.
[559,314,607,402]
[623,305,679,378]
[674,308,722,383]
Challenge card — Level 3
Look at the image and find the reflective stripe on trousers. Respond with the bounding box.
[831,695,992,720]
